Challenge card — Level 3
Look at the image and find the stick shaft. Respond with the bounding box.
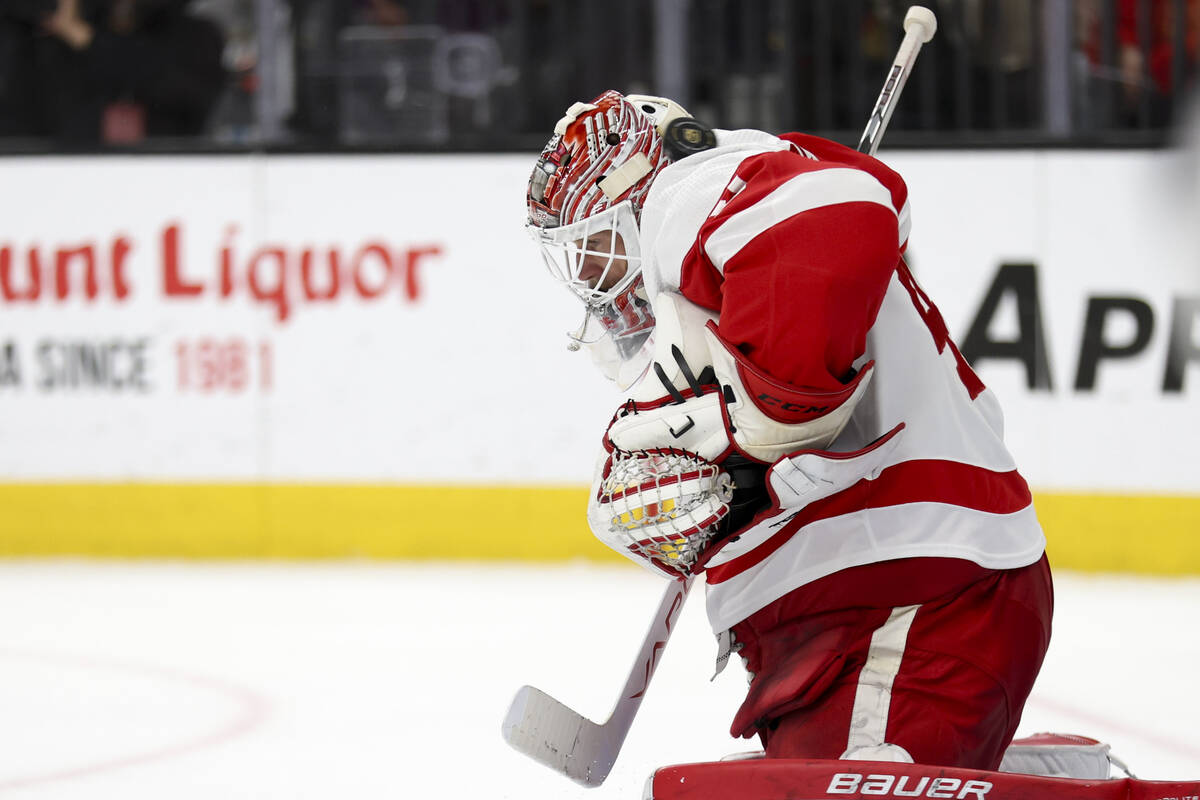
[502,576,692,786]
[858,6,937,155]
[607,576,692,731]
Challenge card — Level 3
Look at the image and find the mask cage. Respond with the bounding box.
[529,201,643,310]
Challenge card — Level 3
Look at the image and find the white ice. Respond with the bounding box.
[0,561,1196,798]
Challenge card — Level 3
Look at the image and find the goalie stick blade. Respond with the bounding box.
[502,684,617,787]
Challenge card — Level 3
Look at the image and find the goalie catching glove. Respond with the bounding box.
[587,294,875,577]
[590,447,734,578]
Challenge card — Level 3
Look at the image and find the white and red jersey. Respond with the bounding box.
[635,129,1046,634]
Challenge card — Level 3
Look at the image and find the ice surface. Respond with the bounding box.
[0,561,1195,798]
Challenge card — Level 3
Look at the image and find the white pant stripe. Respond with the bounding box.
[842,604,919,756]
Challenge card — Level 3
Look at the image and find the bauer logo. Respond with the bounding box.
[826,773,993,800]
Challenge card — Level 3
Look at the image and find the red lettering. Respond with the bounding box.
[220,225,237,297]
[163,223,204,297]
[403,245,441,301]
[353,243,392,299]
[111,236,133,300]
[898,261,985,400]
[0,245,41,301]
[248,246,289,322]
[258,340,272,392]
[55,244,98,300]
[2,221,442,320]
[197,339,218,390]
[226,337,248,391]
[175,340,188,389]
[300,247,340,301]
[175,337,272,394]
[5,238,132,303]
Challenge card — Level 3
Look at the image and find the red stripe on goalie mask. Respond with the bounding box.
[526,91,669,231]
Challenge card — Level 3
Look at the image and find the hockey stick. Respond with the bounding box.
[502,6,936,789]
[858,6,938,156]
[502,575,692,787]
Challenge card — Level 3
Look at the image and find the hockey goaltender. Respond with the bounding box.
[510,87,1200,799]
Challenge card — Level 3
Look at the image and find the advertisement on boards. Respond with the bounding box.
[0,151,1196,565]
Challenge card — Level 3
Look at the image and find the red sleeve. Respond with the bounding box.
[1117,0,1138,47]
[681,139,904,394]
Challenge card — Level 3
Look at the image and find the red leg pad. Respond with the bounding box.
[646,759,1200,800]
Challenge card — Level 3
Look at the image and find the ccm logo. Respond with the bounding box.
[827,774,993,800]
[755,393,830,415]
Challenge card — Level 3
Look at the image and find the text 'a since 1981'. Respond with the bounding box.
[0,337,273,395]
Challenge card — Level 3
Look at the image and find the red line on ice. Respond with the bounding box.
[0,648,270,790]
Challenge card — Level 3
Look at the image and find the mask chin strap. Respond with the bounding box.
[566,305,596,351]
[568,298,634,351]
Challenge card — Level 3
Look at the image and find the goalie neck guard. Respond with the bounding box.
[525,90,689,384]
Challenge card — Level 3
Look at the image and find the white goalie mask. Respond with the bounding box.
[529,200,655,384]
[534,200,642,311]
[526,90,691,387]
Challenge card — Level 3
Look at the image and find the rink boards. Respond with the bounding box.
[0,150,1197,572]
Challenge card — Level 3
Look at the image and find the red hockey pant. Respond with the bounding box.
[729,556,1053,769]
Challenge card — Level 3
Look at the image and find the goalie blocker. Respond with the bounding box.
[644,753,1200,800]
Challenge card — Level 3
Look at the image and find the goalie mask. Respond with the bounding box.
[526,90,690,386]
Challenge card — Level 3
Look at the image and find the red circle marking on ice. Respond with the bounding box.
[0,648,270,790]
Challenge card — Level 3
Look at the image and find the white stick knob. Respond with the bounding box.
[904,6,938,43]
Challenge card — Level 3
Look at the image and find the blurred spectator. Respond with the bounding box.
[19,0,226,144]
[189,0,260,142]
[1074,0,1103,129]
[1076,0,1198,128]
[1117,0,1199,123]
[289,0,517,144]
[0,0,56,136]
[191,0,296,144]
[962,0,1037,128]
[4,0,1196,150]
[353,0,407,27]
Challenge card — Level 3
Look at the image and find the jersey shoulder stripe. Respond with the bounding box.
[780,132,909,214]
[703,166,901,273]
